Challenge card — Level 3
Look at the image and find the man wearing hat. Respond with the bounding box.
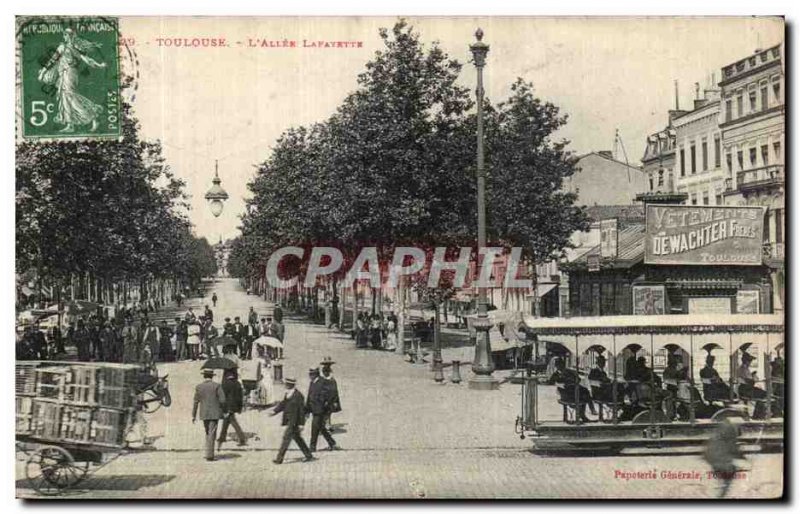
[320,357,342,433]
[306,367,339,452]
[192,369,227,461]
[270,376,314,464]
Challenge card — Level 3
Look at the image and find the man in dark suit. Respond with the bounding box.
[306,368,338,452]
[217,370,247,449]
[192,369,226,461]
[270,377,313,464]
[232,316,246,357]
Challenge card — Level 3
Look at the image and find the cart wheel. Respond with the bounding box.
[161,387,172,407]
[140,389,163,413]
[26,445,88,495]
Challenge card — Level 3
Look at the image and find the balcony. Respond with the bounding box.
[736,165,784,193]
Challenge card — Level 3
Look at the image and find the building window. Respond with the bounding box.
[737,94,744,117]
[680,148,686,176]
[761,84,769,110]
[725,99,732,122]
[726,152,732,173]
[774,141,782,163]
[690,144,696,174]
[691,194,698,206]
[649,175,654,191]
[737,150,744,170]
[749,147,757,167]
[749,90,757,112]
[701,140,708,171]
[761,145,769,166]
[715,188,723,205]
[658,169,664,186]
[703,192,709,205]
[773,80,781,103]
[714,136,721,168]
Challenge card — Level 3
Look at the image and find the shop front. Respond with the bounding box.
[563,205,773,316]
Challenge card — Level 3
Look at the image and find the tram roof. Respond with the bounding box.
[522,314,784,336]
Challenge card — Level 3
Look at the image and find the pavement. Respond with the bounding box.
[15,278,784,499]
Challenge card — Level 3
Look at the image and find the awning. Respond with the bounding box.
[525,283,558,298]
[664,279,743,290]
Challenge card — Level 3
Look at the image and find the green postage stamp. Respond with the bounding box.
[17,16,121,140]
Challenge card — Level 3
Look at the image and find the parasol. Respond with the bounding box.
[208,335,237,347]
[254,335,284,349]
[201,357,239,370]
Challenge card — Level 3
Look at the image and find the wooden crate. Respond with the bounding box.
[15,396,34,434]
[92,408,130,446]
[36,366,69,400]
[96,367,138,409]
[60,404,94,442]
[31,400,62,439]
[16,364,38,396]
[63,367,97,404]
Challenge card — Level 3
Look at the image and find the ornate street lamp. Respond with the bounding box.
[469,28,499,390]
[205,160,229,218]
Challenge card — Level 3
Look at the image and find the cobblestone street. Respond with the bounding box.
[16,279,784,499]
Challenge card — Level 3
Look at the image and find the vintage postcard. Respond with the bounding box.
[14,16,785,499]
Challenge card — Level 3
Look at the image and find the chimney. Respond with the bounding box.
[674,79,679,110]
[694,82,700,100]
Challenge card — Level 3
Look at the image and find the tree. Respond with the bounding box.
[483,79,590,313]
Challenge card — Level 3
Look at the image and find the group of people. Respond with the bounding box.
[177,304,285,362]
[553,349,784,422]
[192,357,342,463]
[353,312,398,350]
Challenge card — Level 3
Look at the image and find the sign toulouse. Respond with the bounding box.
[644,205,764,266]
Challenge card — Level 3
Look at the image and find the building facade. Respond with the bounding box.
[673,86,725,206]
[564,151,648,206]
[641,115,679,194]
[720,44,785,313]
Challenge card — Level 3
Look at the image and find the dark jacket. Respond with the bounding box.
[324,376,342,413]
[273,389,306,427]
[222,378,244,413]
[306,377,331,415]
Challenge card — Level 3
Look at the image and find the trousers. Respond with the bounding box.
[202,419,218,460]
[275,425,312,462]
[310,413,336,450]
[218,413,245,444]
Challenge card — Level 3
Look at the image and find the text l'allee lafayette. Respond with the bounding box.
[153,38,363,48]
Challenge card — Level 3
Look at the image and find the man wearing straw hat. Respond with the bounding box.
[192,369,227,462]
[270,376,314,464]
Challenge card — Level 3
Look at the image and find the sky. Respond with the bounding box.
[118,16,784,242]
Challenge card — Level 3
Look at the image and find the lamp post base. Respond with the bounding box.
[468,375,500,390]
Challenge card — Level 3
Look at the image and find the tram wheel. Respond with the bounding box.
[711,407,748,422]
[25,446,87,495]
[631,410,669,425]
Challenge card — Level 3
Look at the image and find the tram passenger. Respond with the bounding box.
[553,358,596,421]
[662,357,686,419]
[699,355,731,402]
[588,355,620,402]
[736,353,767,418]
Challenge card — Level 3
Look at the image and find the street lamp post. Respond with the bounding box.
[205,160,229,281]
[469,28,499,390]
[205,160,229,219]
